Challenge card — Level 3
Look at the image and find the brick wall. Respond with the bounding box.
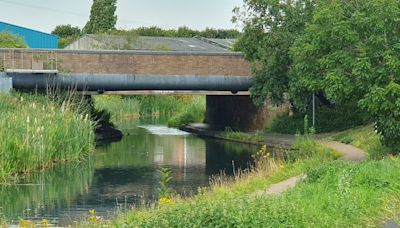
[0,49,251,76]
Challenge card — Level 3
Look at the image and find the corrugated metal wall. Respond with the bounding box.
[0,22,58,49]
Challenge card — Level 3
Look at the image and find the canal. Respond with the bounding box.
[0,119,257,226]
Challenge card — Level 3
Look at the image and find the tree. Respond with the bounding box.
[233,0,316,106]
[290,0,400,150]
[0,32,28,48]
[51,24,81,38]
[83,0,117,34]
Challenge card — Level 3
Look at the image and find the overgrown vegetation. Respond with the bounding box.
[0,92,95,182]
[235,0,400,152]
[110,26,241,39]
[51,24,81,48]
[0,32,28,48]
[94,95,205,126]
[167,97,205,128]
[269,104,369,134]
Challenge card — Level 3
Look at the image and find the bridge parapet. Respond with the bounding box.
[0,49,251,76]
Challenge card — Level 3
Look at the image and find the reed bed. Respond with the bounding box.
[0,92,95,182]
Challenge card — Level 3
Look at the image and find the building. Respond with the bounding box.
[0,21,58,49]
[65,34,236,52]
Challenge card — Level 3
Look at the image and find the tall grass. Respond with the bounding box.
[94,95,206,125]
[0,92,95,182]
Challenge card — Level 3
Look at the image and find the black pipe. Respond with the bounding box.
[7,73,252,92]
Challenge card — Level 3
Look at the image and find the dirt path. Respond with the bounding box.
[319,140,367,162]
[252,140,367,197]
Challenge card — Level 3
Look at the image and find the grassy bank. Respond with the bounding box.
[331,125,392,159]
[93,132,400,227]
[0,93,95,182]
[94,95,205,127]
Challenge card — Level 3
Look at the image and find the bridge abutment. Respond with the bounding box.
[205,95,268,132]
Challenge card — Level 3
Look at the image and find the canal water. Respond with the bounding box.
[0,119,257,226]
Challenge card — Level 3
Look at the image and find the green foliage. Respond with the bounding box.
[290,0,400,109]
[84,0,117,34]
[110,143,400,227]
[51,24,81,48]
[51,24,81,38]
[94,95,206,127]
[359,82,400,152]
[331,125,392,159]
[0,93,95,182]
[233,0,316,105]
[58,36,79,48]
[289,0,400,150]
[237,0,400,151]
[111,26,241,39]
[157,168,174,199]
[167,97,206,128]
[269,104,368,134]
[0,32,28,48]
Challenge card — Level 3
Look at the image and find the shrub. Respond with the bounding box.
[0,32,28,48]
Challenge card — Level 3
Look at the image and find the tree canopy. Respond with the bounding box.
[0,32,28,48]
[51,24,81,38]
[84,0,117,34]
[235,0,400,151]
[233,0,316,106]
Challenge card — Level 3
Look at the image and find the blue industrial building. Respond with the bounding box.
[0,21,58,49]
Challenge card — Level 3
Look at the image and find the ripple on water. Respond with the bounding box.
[138,125,191,136]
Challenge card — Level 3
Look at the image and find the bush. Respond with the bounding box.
[360,82,400,153]
[0,32,28,48]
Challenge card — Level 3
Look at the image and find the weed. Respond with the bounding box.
[158,168,174,199]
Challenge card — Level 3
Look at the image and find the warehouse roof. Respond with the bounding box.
[65,34,236,52]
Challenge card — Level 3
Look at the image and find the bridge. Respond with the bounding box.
[0,48,270,131]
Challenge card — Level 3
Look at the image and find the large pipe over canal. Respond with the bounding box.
[2,71,252,92]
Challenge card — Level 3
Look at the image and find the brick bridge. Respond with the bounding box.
[0,48,272,131]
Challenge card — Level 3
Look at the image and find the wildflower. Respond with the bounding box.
[40,218,49,227]
[159,197,175,206]
[26,116,30,123]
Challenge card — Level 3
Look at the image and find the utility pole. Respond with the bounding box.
[312,93,316,127]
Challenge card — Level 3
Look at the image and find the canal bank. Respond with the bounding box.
[107,127,400,227]
[0,119,259,226]
[181,123,294,149]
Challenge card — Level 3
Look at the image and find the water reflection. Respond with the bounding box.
[0,123,257,226]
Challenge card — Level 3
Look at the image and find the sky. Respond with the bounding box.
[0,0,243,33]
